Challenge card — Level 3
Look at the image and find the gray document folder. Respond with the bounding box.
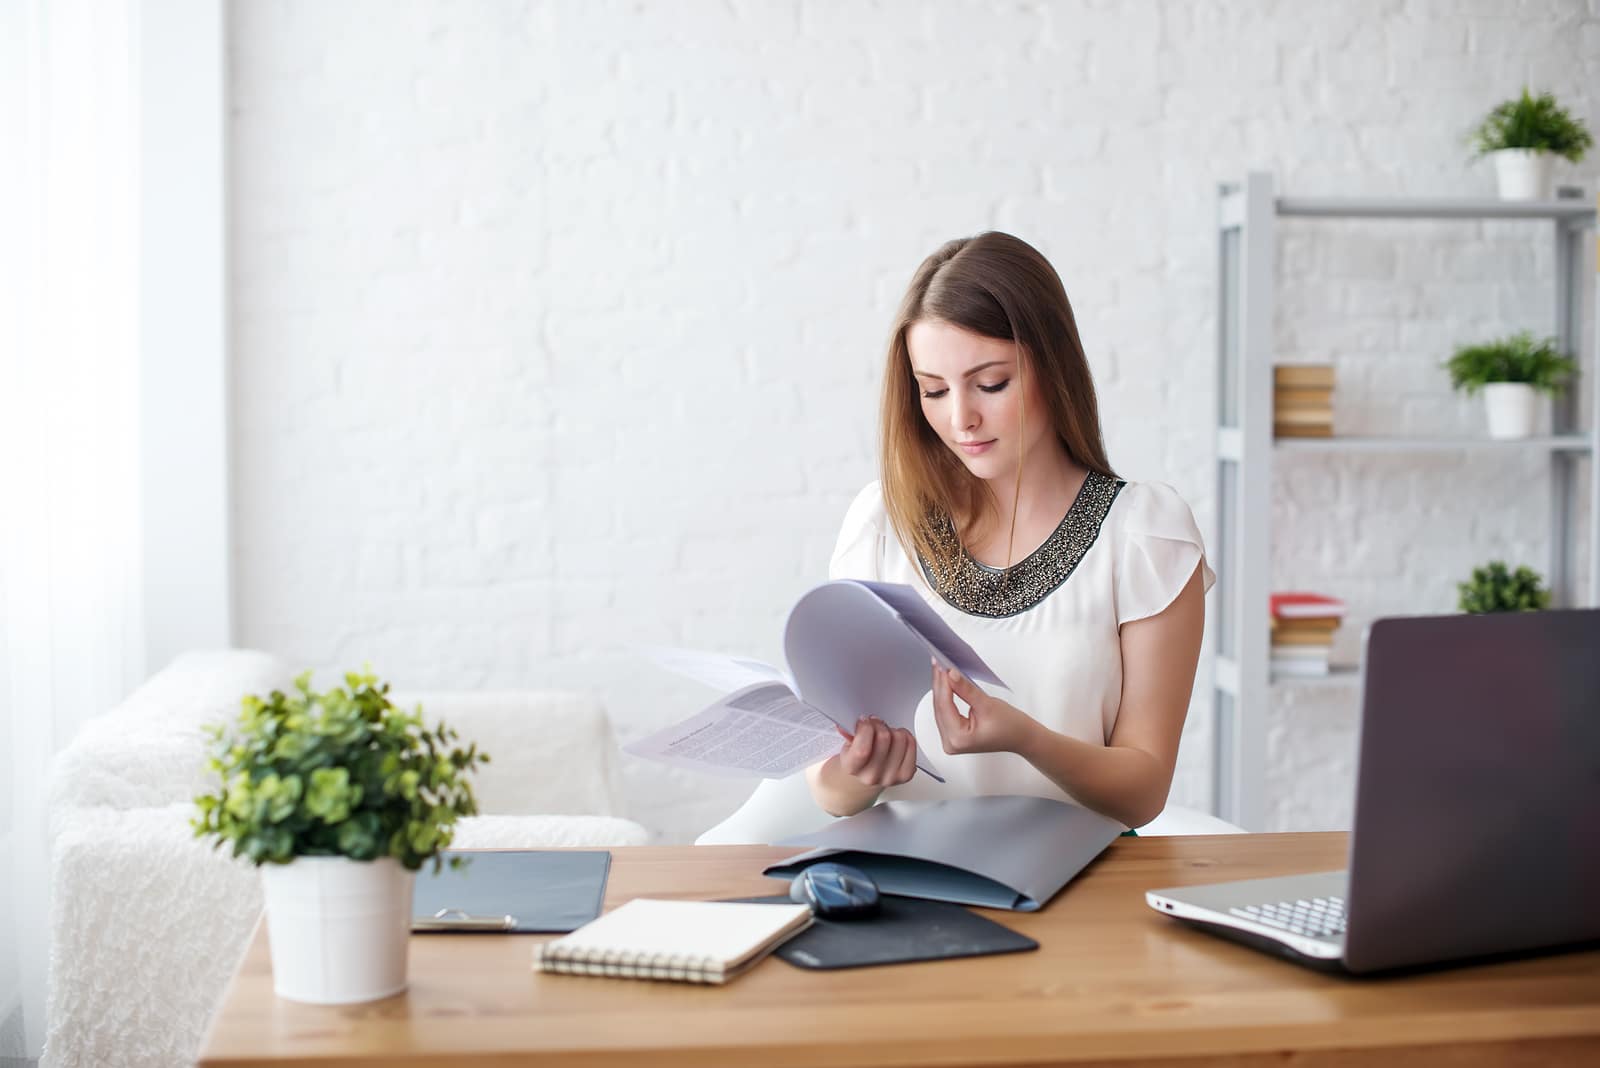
[765,795,1123,911]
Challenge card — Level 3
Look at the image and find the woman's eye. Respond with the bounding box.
[977,380,1010,394]
[921,388,949,399]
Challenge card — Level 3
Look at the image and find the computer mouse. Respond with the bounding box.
[788,861,880,920]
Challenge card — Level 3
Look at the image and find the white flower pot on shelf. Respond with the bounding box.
[1490,149,1554,201]
[260,856,415,1004]
[1481,382,1541,439]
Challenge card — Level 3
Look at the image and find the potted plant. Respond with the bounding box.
[1457,561,1551,614]
[1443,331,1576,439]
[194,669,488,1004]
[1470,88,1592,200]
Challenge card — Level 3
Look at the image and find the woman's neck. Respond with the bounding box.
[969,442,1087,537]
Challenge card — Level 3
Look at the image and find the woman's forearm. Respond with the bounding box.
[1015,722,1170,828]
[805,755,882,817]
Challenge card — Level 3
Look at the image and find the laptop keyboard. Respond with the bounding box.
[1230,895,1347,940]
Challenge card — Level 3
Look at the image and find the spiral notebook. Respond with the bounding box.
[529,898,813,984]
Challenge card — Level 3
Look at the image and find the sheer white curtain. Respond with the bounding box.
[0,0,145,1060]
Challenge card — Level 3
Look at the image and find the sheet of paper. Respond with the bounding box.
[781,582,955,783]
[622,682,843,779]
[637,645,795,694]
[855,580,1007,688]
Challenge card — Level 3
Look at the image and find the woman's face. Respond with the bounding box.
[906,319,1053,483]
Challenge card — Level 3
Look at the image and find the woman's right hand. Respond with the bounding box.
[833,716,917,788]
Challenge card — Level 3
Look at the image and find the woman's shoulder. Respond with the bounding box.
[1107,478,1202,537]
[840,479,887,529]
[1103,477,1215,624]
[829,480,889,582]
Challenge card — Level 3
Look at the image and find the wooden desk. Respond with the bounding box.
[198,834,1600,1067]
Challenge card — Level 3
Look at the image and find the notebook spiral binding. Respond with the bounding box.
[533,944,723,983]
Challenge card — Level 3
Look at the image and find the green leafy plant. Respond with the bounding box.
[1470,88,1592,162]
[1443,331,1576,395]
[1457,561,1550,614]
[193,669,488,870]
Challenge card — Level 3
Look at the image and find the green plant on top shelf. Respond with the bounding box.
[1457,561,1550,614]
[1443,332,1576,396]
[1470,88,1593,162]
[192,668,489,870]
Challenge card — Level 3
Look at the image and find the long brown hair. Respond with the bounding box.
[879,231,1115,576]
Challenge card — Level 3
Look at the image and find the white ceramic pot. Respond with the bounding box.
[1482,382,1540,439]
[260,856,415,1004]
[1490,149,1554,201]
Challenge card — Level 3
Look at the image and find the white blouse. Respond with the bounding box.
[827,472,1215,808]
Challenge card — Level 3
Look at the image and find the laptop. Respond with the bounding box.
[1146,609,1600,973]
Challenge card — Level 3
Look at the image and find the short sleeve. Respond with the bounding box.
[828,481,886,581]
[1113,481,1216,626]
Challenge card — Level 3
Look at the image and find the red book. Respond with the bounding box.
[1270,592,1347,621]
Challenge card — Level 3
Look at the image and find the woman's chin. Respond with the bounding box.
[953,454,1007,481]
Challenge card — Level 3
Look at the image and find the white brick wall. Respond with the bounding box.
[229,0,1599,841]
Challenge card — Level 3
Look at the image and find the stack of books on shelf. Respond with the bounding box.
[1273,365,1334,438]
[1269,592,1346,677]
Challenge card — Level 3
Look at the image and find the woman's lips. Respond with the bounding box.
[956,439,996,456]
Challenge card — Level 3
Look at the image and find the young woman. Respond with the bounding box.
[805,232,1213,830]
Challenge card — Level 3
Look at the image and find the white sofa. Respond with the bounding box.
[43,650,649,1068]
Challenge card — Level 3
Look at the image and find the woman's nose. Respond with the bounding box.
[951,392,979,433]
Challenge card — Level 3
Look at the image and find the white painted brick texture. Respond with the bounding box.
[229,0,1599,841]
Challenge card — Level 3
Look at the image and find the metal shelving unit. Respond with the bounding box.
[1211,172,1599,830]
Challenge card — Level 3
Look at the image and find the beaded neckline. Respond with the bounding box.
[917,470,1124,619]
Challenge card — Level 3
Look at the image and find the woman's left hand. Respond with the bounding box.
[929,659,1037,756]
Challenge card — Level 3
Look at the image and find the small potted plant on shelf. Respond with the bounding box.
[1458,561,1551,614]
[1470,88,1592,200]
[1443,331,1576,439]
[193,669,488,1004]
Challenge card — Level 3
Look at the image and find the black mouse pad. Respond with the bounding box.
[728,894,1038,970]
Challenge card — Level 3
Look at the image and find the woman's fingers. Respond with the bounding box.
[839,718,874,775]
[929,662,963,745]
[866,719,895,783]
[896,725,921,783]
[843,718,882,782]
[944,666,983,709]
[890,727,916,784]
[841,718,922,787]
[880,725,905,783]
[930,663,979,755]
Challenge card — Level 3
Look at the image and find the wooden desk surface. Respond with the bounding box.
[198,834,1600,1067]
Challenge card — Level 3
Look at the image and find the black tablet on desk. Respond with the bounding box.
[731,893,1037,969]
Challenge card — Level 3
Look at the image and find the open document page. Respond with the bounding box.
[628,581,1003,783]
[623,682,843,778]
[637,645,796,695]
[853,580,1005,688]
